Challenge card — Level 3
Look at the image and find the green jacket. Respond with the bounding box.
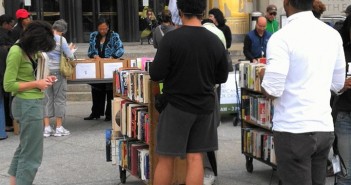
[3,45,43,99]
[266,19,279,34]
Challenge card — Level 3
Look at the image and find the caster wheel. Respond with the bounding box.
[233,117,240,126]
[278,180,283,185]
[246,157,253,173]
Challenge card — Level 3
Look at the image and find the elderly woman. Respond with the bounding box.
[43,19,74,137]
[4,20,56,185]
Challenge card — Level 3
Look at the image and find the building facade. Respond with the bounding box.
[3,0,164,43]
[1,0,351,43]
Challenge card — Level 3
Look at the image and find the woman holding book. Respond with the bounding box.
[85,18,124,121]
[43,19,75,137]
[3,20,56,185]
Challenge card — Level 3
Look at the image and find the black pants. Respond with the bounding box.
[4,93,13,127]
[90,83,113,118]
[274,131,334,185]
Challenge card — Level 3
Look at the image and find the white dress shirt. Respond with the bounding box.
[261,11,346,133]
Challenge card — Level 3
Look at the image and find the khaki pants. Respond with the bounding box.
[8,97,44,185]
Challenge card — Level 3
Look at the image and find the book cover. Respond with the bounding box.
[144,151,150,180]
[112,97,123,132]
[131,106,147,138]
[126,139,141,170]
[127,104,144,137]
[139,111,148,142]
[142,74,151,103]
[133,107,148,139]
[140,57,154,71]
[130,143,148,176]
[121,101,133,135]
[114,70,121,94]
[144,113,150,144]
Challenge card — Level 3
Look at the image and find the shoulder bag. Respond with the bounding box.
[59,36,74,77]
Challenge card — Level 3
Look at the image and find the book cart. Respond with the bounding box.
[239,62,280,183]
[110,64,187,184]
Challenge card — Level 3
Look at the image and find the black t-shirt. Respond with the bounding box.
[0,28,14,47]
[335,16,351,111]
[150,26,228,114]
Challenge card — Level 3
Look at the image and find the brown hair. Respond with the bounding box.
[312,0,326,18]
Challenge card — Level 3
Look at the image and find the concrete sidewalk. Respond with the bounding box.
[0,101,335,185]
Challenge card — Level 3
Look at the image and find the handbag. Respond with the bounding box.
[59,36,74,77]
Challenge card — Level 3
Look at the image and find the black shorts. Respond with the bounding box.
[156,103,218,156]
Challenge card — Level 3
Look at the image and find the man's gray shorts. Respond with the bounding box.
[156,103,218,156]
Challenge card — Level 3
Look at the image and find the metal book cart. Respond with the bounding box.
[238,61,282,185]
[110,72,187,184]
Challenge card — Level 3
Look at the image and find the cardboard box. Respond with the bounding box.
[71,59,100,80]
[99,58,129,79]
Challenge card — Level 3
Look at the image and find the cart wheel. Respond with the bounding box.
[119,166,127,184]
[233,117,240,126]
[246,157,253,173]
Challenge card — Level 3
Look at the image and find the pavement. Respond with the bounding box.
[0,43,336,185]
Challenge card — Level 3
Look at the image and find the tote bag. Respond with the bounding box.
[59,36,74,77]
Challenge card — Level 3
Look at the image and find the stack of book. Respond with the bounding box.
[241,94,273,129]
[114,69,151,104]
[242,128,276,165]
[239,62,265,92]
[111,138,150,181]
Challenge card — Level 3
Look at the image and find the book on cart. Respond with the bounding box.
[240,62,277,174]
[131,143,148,176]
[111,66,187,184]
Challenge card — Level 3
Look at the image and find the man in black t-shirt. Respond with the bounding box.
[149,0,228,184]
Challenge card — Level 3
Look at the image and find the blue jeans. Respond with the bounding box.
[335,111,351,184]
[0,95,7,139]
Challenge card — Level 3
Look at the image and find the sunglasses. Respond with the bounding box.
[270,12,277,16]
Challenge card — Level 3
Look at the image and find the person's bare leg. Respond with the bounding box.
[10,176,16,185]
[43,117,50,127]
[56,117,62,128]
[186,153,204,185]
[154,155,174,185]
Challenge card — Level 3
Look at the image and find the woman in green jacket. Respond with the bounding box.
[3,20,56,185]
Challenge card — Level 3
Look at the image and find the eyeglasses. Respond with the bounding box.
[269,12,277,16]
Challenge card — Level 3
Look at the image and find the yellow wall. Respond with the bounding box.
[209,0,250,34]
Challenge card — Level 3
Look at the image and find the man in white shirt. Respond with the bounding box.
[261,0,345,184]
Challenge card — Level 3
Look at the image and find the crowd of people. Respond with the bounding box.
[2,0,351,185]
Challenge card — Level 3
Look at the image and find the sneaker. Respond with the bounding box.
[203,173,216,185]
[54,126,70,137]
[43,126,54,137]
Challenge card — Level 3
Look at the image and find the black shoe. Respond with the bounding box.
[104,117,111,122]
[84,114,100,120]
